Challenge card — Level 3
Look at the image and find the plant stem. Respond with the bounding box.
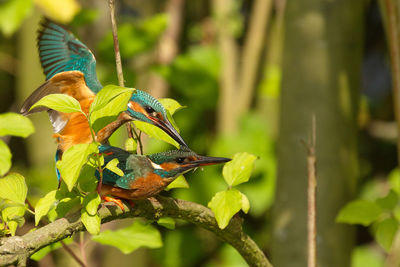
[108,0,124,87]
[381,1,400,266]
[131,123,143,155]
[60,240,86,267]
[79,232,87,266]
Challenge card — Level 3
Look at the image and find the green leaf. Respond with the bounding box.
[0,0,33,37]
[56,143,98,191]
[92,220,162,254]
[90,90,133,132]
[133,121,179,148]
[376,190,398,211]
[34,0,80,24]
[0,173,27,204]
[77,164,97,192]
[82,192,101,216]
[81,210,100,235]
[2,206,25,235]
[159,98,185,115]
[157,217,176,230]
[124,138,137,152]
[105,158,124,177]
[375,218,398,251]
[222,152,257,186]
[90,85,134,114]
[240,192,250,214]
[0,113,34,137]
[351,245,385,267]
[30,94,83,114]
[54,196,81,219]
[0,140,11,176]
[389,168,400,195]
[208,189,242,229]
[34,190,57,226]
[336,200,383,226]
[30,237,73,261]
[165,175,189,190]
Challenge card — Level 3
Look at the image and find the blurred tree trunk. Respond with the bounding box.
[271,1,365,266]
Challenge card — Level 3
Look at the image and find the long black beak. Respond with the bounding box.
[156,119,188,148]
[187,155,231,168]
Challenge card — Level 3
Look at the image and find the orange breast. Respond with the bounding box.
[54,97,95,152]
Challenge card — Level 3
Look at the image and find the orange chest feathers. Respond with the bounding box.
[54,97,94,152]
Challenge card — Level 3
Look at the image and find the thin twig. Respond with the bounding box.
[60,240,86,267]
[381,1,400,266]
[131,124,143,155]
[79,232,87,266]
[108,0,124,87]
[302,115,317,267]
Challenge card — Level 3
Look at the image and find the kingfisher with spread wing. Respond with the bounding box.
[20,20,187,175]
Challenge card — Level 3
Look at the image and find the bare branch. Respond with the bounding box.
[0,196,272,267]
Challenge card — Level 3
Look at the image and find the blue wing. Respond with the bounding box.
[37,19,103,93]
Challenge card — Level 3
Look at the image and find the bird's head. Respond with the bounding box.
[126,90,187,148]
[147,148,231,179]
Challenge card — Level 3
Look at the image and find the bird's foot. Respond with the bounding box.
[101,196,125,211]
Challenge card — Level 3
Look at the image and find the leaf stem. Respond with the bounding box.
[131,123,143,155]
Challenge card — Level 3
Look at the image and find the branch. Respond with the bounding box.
[0,196,272,267]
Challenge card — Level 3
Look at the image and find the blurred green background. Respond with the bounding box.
[0,0,398,266]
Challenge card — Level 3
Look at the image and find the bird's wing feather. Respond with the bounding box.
[20,71,94,133]
[38,19,102,93]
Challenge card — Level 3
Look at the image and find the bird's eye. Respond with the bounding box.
[175,157,185,163]
[144,106,157,117]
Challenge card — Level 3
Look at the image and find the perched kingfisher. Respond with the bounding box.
[20,19,187,168]
[97,145,230,207]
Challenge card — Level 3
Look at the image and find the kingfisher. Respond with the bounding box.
[20,19,187,169]
[96,145,230,209]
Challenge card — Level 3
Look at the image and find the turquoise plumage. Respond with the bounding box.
[38,20,102,93]
[97,145,231,200]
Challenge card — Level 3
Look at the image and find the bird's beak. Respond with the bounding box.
[187,155,231,168]
[154,119,188,148]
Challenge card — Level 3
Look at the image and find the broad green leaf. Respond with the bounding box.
[336,200,383,226]
[0,0,32,37]
[159,98,185,115]
[93,220,162,254]
[54,196,80,219]
[351,245,385,267]
[82,192,101,216]
[81,210,100,235]
[375,218,398,251]
[56,143,98,191]
[30,94,83,114]
[240,192,250,214]
[125,138,137,152]
[389,168,400,195]
[0,173,27,204]
[0,113,34,137]
[208,189,242,229]
[30,237,73,260]
[0,140,11,176]
[89,85,134,114]
[2,205,25,235]
[105,158,124,177]
[376,190,398,211]
[133,121,179,148]
[157,217,176,230]
[223,152,256,186]
[166,175,189,190]
[90,91,133,132]
[34,0,80,23]
[77,164,97,192]
[35,190,57,225]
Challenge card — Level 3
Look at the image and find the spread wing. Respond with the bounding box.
[20,71,95,133]
[38,19,102,93]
